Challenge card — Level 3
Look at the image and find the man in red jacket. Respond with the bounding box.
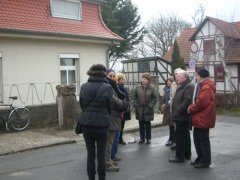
[188,68,216,168]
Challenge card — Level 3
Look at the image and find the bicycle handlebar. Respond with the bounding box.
[9,96,18,100]
[0,96,18,106]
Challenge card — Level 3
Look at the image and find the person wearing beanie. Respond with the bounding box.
[133,73,157,144]
[79,64,113,180]
[106,68,115,75]
[188,68,216,168]
[197,69,210,78]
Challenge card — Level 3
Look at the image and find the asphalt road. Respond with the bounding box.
[0,115,239,180]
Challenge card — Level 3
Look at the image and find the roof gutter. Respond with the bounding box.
[0,28,124,43]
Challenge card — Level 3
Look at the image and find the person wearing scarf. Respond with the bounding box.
[133,73,157,144]
[115,73,131,146]
[105,69,127,172]
[188,68,216,168]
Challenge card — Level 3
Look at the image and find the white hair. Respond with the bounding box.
[181,70,190,78]
[174,68,185,74]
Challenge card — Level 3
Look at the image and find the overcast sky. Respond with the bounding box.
[131,0,240,25]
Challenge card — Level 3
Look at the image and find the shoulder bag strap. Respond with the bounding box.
[85,83,104,108]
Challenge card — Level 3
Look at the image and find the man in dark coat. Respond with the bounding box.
[169,70,194,163]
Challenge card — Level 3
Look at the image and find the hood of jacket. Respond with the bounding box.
[201,78,216,93]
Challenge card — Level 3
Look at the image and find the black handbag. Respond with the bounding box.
[123,104,131,121]
[75,119,82,134]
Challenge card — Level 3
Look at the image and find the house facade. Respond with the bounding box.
[164,17,240,93]
[0,0,123,105]
[122,56,172,95]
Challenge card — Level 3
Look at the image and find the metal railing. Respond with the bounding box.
[1,82,80,105]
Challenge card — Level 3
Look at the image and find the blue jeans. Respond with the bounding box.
[111,130,120,160]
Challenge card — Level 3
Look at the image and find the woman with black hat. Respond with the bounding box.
[79,64,113,180]
[188,68,216,168]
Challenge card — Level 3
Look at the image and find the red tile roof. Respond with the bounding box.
[190,17,240,40]
[164,17,240,63]
[0,0,123,41]
[163,28,196,62]
[211,17,240,39]
[224,43,240,62]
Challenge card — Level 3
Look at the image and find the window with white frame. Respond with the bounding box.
[60,55,78,85]
[50,0,82,20]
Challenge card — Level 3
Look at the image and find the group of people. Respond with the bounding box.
[162,68,216,169]
[78,63,216,180]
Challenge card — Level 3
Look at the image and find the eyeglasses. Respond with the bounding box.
[109,75,115,78]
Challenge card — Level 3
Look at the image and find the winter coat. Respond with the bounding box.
[169,81,178,114]
[118,84,131,121]
[79,76,113,127]
[107,78,128,131]
[133,83,157,121]
[188,78,216,128]
[163,86,171,105]
[172,80,194,122]
[162,86,173,126]
[109,90,128,130]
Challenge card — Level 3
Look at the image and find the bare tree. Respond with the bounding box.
[192,4,205,27]
[142,13,191,57]
[134,42,148,57]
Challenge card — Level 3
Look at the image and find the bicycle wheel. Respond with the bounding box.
[8,107,31,131]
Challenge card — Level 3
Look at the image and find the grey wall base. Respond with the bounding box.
[0,104,58,130]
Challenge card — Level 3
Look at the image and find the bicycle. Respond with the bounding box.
[0,96,31,131]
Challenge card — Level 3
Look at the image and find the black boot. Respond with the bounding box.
[98,175,105,180]
[88,175,95,180]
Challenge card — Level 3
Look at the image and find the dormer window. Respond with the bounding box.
[50,0,82,20]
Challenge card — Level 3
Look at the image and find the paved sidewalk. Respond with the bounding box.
[0,114,163,156]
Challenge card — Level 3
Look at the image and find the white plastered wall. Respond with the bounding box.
[0,36,108,105]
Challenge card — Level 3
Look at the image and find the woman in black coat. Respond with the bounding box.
[79,64,113,180]
[115,72,131,145]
